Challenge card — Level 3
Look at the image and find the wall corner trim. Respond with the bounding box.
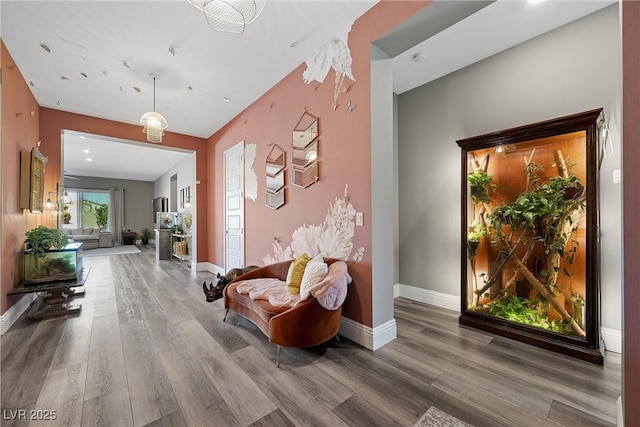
[1,294,36,335]
[339,316,397,351]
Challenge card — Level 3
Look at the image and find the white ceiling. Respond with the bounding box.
[63,130,192,181]
[1,0,615,181]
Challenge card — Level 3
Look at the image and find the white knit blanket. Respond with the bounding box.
[235,278,300,308]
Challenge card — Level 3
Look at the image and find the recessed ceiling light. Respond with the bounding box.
[39,43,51,53]
[85,158,93,162]
[412,52,426,63]
[223,97,230,103]
[82,149,91,153]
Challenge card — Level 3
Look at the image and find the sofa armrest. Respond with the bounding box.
[268,297,342,347]
[99,232,113,248]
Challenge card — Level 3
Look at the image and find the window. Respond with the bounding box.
[64,189,110,231]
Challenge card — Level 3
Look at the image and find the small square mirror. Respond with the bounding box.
[292,140,318,169]
[292,112,319,149]
[266,190,285,209]
[292,162,318,188]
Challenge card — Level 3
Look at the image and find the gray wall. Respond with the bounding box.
[65,176,155,235]
[396,5,621,332]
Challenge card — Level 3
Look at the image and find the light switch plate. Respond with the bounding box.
[613,169,621,184]
[355,212,363,226]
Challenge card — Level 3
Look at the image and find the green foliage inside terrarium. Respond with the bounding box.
[24,251,77,283]
[475,293,574,335]
[467,170,496,204]
[467,154,587,339]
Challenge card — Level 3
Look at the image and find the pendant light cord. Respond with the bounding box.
[153,77,156,112]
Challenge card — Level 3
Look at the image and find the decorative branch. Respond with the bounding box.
[509,250,586,338]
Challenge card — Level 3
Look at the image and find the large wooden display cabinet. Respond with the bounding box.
[456,109,604,364]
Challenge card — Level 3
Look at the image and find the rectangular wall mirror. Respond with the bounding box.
[20,147,47,213]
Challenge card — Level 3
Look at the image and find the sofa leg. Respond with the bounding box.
[275,345,281,368]
[223,309,229,322]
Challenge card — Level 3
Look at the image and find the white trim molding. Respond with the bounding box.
[394,283,461,312]
[1,294,36,335]
[339,316,397,351]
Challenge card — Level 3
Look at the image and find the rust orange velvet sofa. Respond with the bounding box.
[223,258,343,365]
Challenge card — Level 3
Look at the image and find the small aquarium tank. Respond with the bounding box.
[156,212,178,229]
[24,244,80,284]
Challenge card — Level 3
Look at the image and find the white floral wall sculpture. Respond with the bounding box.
[302,27,355,109]
[244,143,258,202]
[264,184,365,265]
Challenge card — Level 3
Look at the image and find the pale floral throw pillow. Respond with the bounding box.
[299,257,328,300]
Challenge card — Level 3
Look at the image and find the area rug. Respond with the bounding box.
[414,406,473,427]
[79,245,141,257]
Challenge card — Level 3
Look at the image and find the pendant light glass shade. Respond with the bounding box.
[188,0,266,34]
[140,75,168,143]
[140,111,168,143]
[62,188,72,204]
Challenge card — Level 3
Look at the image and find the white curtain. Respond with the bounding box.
[109,188,125,244]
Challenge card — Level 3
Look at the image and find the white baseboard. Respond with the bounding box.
[394,283,461,312]
[1,294,36,335]
[395,284,622,354]
[601,327,622,354]
[196,262,224,276]
[339,316,397,351]
[616,396,623,427]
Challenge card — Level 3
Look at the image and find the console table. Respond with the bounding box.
[8,267,91,320]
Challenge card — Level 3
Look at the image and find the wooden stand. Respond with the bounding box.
[8,268,91,320]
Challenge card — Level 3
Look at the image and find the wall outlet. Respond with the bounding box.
[613,169,621,184]
[355,212,364,226]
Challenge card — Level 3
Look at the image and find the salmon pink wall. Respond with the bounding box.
[38,108,209,263]
[1,41,45,313]
[208,1,429,327]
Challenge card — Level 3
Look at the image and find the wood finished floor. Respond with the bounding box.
[1,246,621,427]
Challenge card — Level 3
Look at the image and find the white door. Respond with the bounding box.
[224,141,244,270]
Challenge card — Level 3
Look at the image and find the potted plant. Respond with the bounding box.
[95,205,108,231]
[24,225,75,283]
[25,225,69,258]
[63,205,71,224]
[140,228,151,245]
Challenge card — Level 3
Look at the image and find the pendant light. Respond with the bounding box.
[140,73,168,143]
[188,0,266,34]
